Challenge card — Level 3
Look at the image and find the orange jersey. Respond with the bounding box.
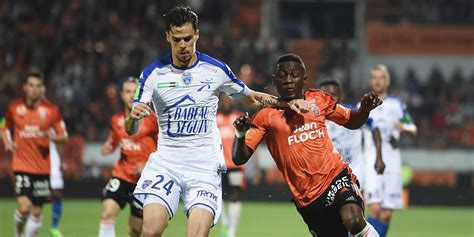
[1,99,66,175]
[245,89,351,208]
[107,112,158,184]
[216,112,242,170]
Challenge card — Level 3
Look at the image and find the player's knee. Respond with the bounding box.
[128,225,142,237]
[368,203,381,217]
[344,216,366,234]
[142,222,164,237]
[17,204,30,214]
[379,209,392,224]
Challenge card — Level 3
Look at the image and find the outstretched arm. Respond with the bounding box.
[343,92,382,129]
[237,91,309,115]
[125,103,152,135]
[372,127,385,174]
[232,114,254,166]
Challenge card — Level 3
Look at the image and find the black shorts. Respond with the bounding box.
[13,172,52,206]
[295,168,364,237]
[222,168,246,191]
[102,177,142,218]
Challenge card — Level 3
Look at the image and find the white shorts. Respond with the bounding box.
[364,146,403,209]
[49,141,64,189]
[133,159,222,226]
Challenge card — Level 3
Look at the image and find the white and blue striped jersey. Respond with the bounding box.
[326,104,364,177]
[326,104,363,164]
[365,96,414,149]
[133,52,250,172]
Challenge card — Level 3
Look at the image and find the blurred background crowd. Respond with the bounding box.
[0,0,473,149]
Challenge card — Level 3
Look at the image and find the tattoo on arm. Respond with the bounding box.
[257,95,279,108]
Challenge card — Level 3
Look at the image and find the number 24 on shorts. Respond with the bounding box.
[151,175,175,196]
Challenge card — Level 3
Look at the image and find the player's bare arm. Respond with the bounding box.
[238,91,309,115]
[125,103,152,135]
[0,130,16,152]
[372,127,385,174]
[343,92,382,129]
[231,114,254,166]
[47,131,68,144]
[394,121,417,136]
[100,137,116,155]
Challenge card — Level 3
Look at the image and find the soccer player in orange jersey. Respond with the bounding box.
[216,96,257,237]
[232,54,382,237]
[0,72,68,237]
[98,77,158,237]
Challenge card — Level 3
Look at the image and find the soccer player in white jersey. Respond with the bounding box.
[365,65,417,237]
[320,79,385,190]
[49,141,64,237]
[126,6,309,237]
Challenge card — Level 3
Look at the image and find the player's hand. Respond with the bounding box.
[288,99,310,115]
[359,92,382,112]
[4,141,16,152]
[130,103,152,120]
[100,140,114,155]
[374,157,385,174]
[394,121,404,131]
[233,113,251,133]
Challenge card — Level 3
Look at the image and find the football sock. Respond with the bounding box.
[14,209,28,237]
[98,219,115,237]
[353,222,379,237]
[25,214,42,237]
[220,204,229,227]
[228,202,242,237]
[367,216,388,237]
[51,198,63,228]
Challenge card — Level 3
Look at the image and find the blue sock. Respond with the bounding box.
[51,199,63,228]
[367,216,389,237]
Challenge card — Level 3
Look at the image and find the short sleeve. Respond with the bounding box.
[245,110,269,151]
[219,64,250,99]
[327,104,351,125]
[51,107,67,135]
[399,101,414,125]
[315,92,350,125]
[133,69,155,105]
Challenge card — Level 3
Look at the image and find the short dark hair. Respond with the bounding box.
[23,71,45,84]
[121,76,139,90]
[318,79,343,93]
[276,53,306,71]
[163,6,198,32]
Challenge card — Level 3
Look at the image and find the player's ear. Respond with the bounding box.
[195,29,199,41]
[272,74,276,86]
[166,32,171,43]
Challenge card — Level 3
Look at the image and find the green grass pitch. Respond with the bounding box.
[0,199,472,236]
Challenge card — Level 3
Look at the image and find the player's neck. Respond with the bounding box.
[172,53,198,68]
[378,92,388,100]
[25,97,41,108]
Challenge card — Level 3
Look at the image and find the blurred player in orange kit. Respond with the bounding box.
[98,77,158,237]
[0,72,68,237]
[232,54,383,237]
[217,96,259,237]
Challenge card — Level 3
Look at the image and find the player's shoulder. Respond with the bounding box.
[8,98,25,107]
[111,111,125,121]
[140,54,173,80]
[197,52,233,76]
[40,99,61,111]
[386,95,406,108]
[305,88,334,99]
